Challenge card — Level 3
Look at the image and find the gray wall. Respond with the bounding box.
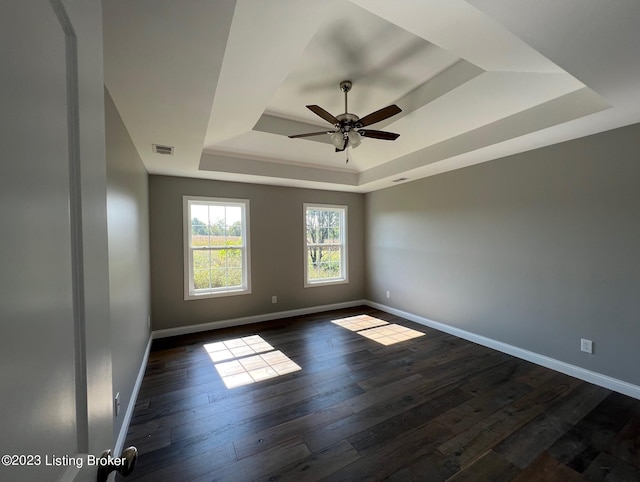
[149,176,365,331]
[366,123,640,386]
[105,90,151,441]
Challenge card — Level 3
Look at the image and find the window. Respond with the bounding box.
[304,204,347,286]
[184,196,250,299]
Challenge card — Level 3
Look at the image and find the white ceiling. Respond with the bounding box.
[103,0,640,193]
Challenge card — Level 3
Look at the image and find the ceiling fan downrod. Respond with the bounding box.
[340,80,352,115]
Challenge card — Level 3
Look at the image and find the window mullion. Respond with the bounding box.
[304,204,347,287]
[185,196,250,299]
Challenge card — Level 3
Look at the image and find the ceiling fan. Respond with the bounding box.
[288,80,401,152]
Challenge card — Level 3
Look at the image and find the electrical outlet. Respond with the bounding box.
[114,392,121,417]
[272,296,277,304]
[581,338,593,354]
[386,291,391,299]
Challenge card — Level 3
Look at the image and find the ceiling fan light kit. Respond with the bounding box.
[289,80,401,153]
[330,131,346,148]
[349,129,362,148]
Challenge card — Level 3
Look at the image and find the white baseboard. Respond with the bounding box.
[116,299,639,460]
[113,302,362,461]
[152,300,367,339]
[366,301,640,401]
[114,334,153,457]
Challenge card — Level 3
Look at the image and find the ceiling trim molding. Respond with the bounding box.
[199,152,359,186]
[358,87,610,187]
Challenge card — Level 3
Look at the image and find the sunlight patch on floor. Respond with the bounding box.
[204,335,274,362]
[357,324,425,345]
[331,314,389,331]
[331,315,424,346]
[204,335,301,389]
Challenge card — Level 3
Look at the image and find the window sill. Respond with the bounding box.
[304,278,348,288]
[185,288,251,301]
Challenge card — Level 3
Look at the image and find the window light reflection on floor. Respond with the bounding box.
[331,314,389,332]
[204,335,274,362]
[204,335,301,389]
[331,315,425,346]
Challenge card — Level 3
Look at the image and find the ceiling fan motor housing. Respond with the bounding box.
[336,113,360,131]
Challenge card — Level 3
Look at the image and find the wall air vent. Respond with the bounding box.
[152,144,174,155]
[392,177,409,183]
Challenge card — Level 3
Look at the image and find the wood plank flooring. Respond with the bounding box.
[118,307,640,481]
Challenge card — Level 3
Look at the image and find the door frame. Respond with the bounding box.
[52,0,115,479]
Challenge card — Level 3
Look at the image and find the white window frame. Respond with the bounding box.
[304,203,348,287]
[183,196,251,300]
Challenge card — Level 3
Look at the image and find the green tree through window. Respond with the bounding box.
[304,204,347,285]
[184,197,250,299]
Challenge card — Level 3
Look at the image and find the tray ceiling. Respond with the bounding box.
[104,0,640,192]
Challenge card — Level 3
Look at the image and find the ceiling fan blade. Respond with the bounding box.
[358,129,400,141]
[288,131,330,139]
[306,105,340,126]
[357,104,402,127]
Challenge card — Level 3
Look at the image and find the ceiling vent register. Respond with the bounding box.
[152,144,174,155]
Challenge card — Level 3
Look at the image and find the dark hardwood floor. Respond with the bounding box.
[119,307,640,481]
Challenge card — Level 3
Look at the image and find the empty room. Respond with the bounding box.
[2,1,640,481]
